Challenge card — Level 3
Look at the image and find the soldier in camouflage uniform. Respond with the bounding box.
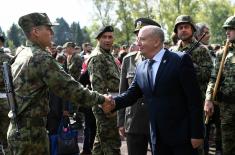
[63,41,83,81]
[87,26,121,155]
[170,15,213,99]
[205,15,235,155]
[170,15,212,155]
[0,34,13,155]
[195,22,222,155]
[7,12,111,155]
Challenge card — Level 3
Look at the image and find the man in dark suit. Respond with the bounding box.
[117,18,161,155]
[105,25,204,155]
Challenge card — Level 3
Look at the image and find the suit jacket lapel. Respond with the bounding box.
[153,49,169,90]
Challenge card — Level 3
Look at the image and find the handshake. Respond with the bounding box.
[101,94,116,114]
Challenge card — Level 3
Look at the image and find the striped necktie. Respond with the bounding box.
[147,59,155,90]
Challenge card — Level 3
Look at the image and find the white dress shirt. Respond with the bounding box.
[148,48,165,86]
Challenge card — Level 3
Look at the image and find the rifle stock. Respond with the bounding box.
[186,32,207,55]
[205,39,230,124]
[2,62,20,135]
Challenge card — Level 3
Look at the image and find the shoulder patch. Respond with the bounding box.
[123,51,138,58]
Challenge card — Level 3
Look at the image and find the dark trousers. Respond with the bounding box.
[152,142,198,155]
[204,104,222,155]
[82,108,96,153]
[126,133,150,155]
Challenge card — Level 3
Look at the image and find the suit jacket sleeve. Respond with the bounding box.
[179,54,204,139]
[114,74,143,111]
[117,58,129,127]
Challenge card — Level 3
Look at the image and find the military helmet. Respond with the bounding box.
[134,18,161,33]
[223,16,235,29]
[63,42,76,48]
[174,15,196,33]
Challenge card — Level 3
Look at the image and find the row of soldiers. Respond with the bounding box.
[0,12,234,155]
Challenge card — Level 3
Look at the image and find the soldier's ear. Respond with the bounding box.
[32,26,42,37]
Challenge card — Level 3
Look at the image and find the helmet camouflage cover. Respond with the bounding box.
[223,16,235,29]
[174,15,196,33]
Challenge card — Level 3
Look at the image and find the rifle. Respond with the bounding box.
[2,62,20,135]
[186,32,207,55]
[205,39,230,124]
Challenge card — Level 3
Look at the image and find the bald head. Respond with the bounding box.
[137,25,165,59]
[139,25,165,43]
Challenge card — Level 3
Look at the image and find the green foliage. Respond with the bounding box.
[115,0,133,45]
[92,0,115,26]
[7,23,25,48]
[6,40,15,52]
[0,27,4,35]
[53,18,72,45]
[91,0,234,45]
[82,26,91,44]
[85,22,100,46]
[2,0,234,48]
[91,0,157,45]
[158,0,200,36]
[53,18,91,46]
[196,0,233,44]
[70,22,85,46]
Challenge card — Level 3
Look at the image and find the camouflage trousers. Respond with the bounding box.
[220,102,235,155]
[92,105,121,155]
[0,99,10,155]
[7,123,49,155]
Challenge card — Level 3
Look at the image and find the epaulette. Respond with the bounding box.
[15,46,25,55]
[123,51,138,59]
[10,46,25,64]
[86,47,102,66]
[88,47,103,58]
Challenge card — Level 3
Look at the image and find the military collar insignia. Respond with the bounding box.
[136,21,143,30]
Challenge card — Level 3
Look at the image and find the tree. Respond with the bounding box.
[157,0,200,37]
[0,27,4,35]
[116,0,133,45]
[70,22,78,43]
[0,27,7,46]
[82,26,91,43]
[128,0,155,19]
[92,0,115,26]
[53,18,72,45]
[155,0,233,44]
[85,22,100,46]
[70,22,84,45]
[91,0,157,45]
[196,0,233,44]
[7,23,25,48]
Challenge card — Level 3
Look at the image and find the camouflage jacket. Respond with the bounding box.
[87,45,120,94]
[11,41,104,118]
[0,48,13,92]
[170,39,213,97]
[206,44,235,100]
[67,53,83,81]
